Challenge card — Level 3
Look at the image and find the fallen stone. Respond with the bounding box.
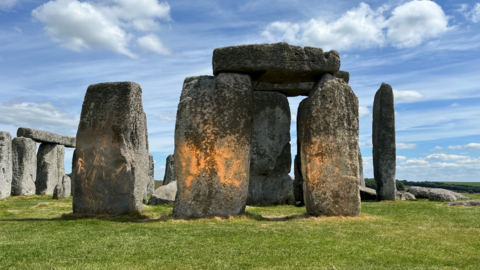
[173,73,254,218]
[163,154,175,186]
[359,185,377,201]
[358,146,365,187]
[446,200,480,207]
[52,183,63,200]
[449,191,469,200]
[408,186,460,202]
[73,81,149,215]
[396,192,416,200]
[293,98,308,204]
[17,128,75,148]
[253,71,350,97]
[148,180,177,205]
[248,91,294,205]
[372,83,396,200]
[213,42,340,84]
[35,143,64,195]
[11,137,36,196]
[146,154,155,195]
[0,131,12,199]
[299,74,360,216]
[62,175,71,199]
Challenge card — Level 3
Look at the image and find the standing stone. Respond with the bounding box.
[293,98,308,204]
[62,175,71,199]
[11,137,37,196]
[173,73,254,218]
[248,91,294,205]
[162,154,176,186]
[0,132,12,199]
[52,183,63,200]
[147,154,154,194]
[73,81,149,215]
[71,149,77,196]
[358,146,365,187]
[36,143,62,195]
[299,74,360,216]
[372,83,396,200]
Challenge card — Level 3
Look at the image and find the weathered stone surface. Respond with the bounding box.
[148,180,177,205]
[358,146,365,187]
[372,83,396,200]
[300,74,360,216]
[359,185,377,201]
[409,186,460,202]
[73,81,149,215]
[0,131,12,199]
[52,183,63,200]
[35,143,63,195]
[147,154,155,195]
[71,149,76,196]
[293,98,308,205]
[449,191,469,200]
[163,154,176,186]
[11,137,36,196]
[248,91,294,205]
[253,71,350,97]
[213,42,340,84]
[17,128,75,147]
[396,192,416,200]
[62,175,71,199]
[173,73,254,218]
[446,200,480,207]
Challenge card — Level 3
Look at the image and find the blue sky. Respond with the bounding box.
[0,0,479,182]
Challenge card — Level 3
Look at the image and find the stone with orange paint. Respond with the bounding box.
[173,73,254,218]
[248,91,294,205]
[299,73,361,216]
[73,81,149,215]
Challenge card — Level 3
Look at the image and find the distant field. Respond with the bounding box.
[154,180,164,189]
[440,182,480,187]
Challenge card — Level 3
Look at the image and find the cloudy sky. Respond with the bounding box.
[0,0,479,182]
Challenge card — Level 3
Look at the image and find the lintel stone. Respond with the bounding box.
[17,128,76,148]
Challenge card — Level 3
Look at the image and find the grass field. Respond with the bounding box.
[440,182,480,187]
[1,194,480,269]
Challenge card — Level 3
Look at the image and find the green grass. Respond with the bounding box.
[440,182,480,187]
[1,194,480,269]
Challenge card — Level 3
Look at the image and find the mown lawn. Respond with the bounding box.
[1,194,479,269]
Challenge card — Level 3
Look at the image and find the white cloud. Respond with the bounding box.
[397,156,407,160]
[430,146,442,151]
[137,34,171,55]
[451,103,459,107]
[261,0,450,51]
[0,100,78,131]
[448,145,462,150]
[464,143,480,149]
[397,143,417,149]
[405,158,429,165]
[0,0,17,10]
[359,140,373,147]
[158,114,175,121]
[359,106,370,117]
[457,3,480,23]
[32,0,171,58]
[426,153,470,161]
[393,90,424,101]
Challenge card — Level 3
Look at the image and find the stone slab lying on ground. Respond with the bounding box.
[299,74,360,216]
[17,128,76,148]
[163,154,175,186]
[36,143,64,195]
[213,42,340,84]
[73,81,149,215]
[408,186,465,202]
[253,71,349,97]
[372,83,397,200]
[248,91,294,205]
[446,200,480,207]
[12,137,37,196]
[359,185,377,201]
[0,131,12,199]
[173,73,253,218]
[148,181,177,205]
[396,192,416,200]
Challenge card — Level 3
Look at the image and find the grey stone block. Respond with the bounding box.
[148,180,177,205]
[293,98,308,204]
[73,81,149,214]
[359,185,377,201]
[162,154,176,186]
[147,154,154,195]
[248,91,294,205]
[213,42,340,83]
[173,73,254,218]
[62,175,71,199]
[71,149,76,196]
[12,137,37,196]
[36,143,64,195]
[358,146,365,187]
[299,74,360,216]
[372,83,397,200]
[446,200,480,207]
[17,128,75,147]
[52,183,63,200]
[0,131,12,199]
[396,192,416,200]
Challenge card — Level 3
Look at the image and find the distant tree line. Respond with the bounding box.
[364,178,405,191]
